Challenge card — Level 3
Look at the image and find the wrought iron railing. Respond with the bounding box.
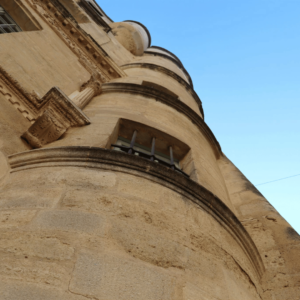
[112,130,189,178]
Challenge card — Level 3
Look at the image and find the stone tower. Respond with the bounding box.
[0,1,299,299]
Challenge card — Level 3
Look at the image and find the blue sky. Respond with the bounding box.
[97,0,300,233]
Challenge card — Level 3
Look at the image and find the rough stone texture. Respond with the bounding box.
[218,156,300,300]
[0,210,37,229]
[0,0,298,299]
[69,252,178,300]
[0,281,87,300]
[31,210,107,235]
[0,151,9,186]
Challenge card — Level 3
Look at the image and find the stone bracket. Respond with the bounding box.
[22,87,90,148]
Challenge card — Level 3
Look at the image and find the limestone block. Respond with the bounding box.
[183,282,218,300]
[0,186,64,209]
[0,257,70,288]
[0,281,88,300]
[109,214,228,284]
[7,168,117,190]
[31,210,107,235]
[0,232,74,261]
[61,189,146,220]
[69,252,177,300]
[239,201,276,217]
[0,210,36,228]
[117,173,177,204]
[110,219,189,269]
[61,169,117,189]
[61,187,191,246]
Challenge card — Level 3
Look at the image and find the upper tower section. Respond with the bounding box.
[110,21,151,56]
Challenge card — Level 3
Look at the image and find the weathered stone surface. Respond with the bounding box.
[31,210,107,235]
[0,185,63,209]
[0,232,74,261]
[183,282,219,300]
[0,256,71,288]
[219,156,300,299]
[0,281,88,300]
[223,269,261,300]
[0,210,36,228]
[69,251,178,300]
[0,151,9,185]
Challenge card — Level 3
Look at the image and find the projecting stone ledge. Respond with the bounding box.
[22,87,91,149]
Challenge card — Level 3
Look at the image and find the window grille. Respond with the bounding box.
[0,6,21,34]
[112,130,189,178]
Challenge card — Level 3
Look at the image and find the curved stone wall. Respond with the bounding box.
[0,147,263,300]
[117,64,202,116]
[135,53,190,83]
[43,87,231,206]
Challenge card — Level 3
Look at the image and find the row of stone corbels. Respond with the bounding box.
[22,74,102,148]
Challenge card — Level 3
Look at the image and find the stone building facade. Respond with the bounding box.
[0,0,299,299]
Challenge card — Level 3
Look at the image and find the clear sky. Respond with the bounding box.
[97,0,300,233]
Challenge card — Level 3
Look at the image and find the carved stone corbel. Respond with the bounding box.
[21,74,102,148]
[22,86,91,148]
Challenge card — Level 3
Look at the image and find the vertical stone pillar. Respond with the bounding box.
[71,77,102,109]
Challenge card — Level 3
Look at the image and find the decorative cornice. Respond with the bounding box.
[80,73,102,95]
[0,65,46,116]
[27,0,126,81]
[101,82,222,158]
[8,146,265,282]
[144,50,193,88]
[121,63,204,118]
[0,65,97,125]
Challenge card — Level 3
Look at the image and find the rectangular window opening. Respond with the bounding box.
[0,5,21,34]
[110,120,191,178]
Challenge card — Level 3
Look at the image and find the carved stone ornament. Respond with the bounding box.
[27,0,126,81]
[22,87,90,148]
[80,74,102,95]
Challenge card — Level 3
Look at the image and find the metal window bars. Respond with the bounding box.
[0,6,21,34]
[112,130,189,178]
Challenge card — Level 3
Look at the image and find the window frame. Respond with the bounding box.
[112,130,189,178]
[0,5,21,34]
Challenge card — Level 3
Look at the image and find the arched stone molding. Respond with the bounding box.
[121,63,204,117]
[101,82,221,158]
[145,46,193,88]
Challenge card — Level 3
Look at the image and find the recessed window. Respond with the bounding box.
[110,119,190,177]
[78,0,111,32]
[0,5,21,34]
